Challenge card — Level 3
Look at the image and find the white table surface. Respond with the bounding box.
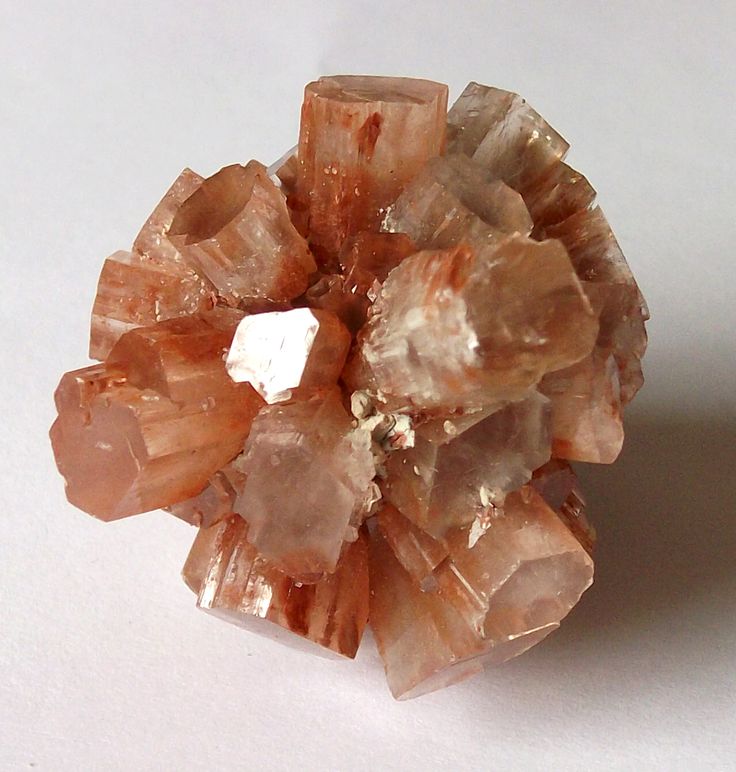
[2,1,735,769]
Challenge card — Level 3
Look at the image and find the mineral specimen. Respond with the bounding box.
[50,74,647,698]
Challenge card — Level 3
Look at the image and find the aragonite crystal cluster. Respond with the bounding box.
[50,75,648,699]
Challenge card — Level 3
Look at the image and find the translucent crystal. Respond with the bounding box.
[234,390,376,581]
[183,515,369,658]
[296,75,448,263]
[169,161,316,302]
[348,236,598,411]
[225,308,351,403]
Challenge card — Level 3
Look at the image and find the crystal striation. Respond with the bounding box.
[50,74,648,699]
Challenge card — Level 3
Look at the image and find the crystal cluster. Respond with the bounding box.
[51,76,647,699]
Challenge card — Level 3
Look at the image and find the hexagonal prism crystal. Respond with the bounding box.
[169,161,316,302]
[348,236,598,412]
[369,486,594,699]
[50,315,261,520]
[234,390,376,581]
[296,75,448,263]
[183,515,369,658]
[226,308,351,403]
[447,82,568,197]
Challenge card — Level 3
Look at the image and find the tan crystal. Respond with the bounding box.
[545,207,649,403]
[383,154,533,249]
[234,390,376,581]
[169,161,316,302]
[296,75,448,263]
[225,308,351,403]
[184,515,369,658]
[447,82,568,196]
[348,236,598,411]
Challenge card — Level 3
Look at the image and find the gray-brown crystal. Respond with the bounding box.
[49,75,647,697]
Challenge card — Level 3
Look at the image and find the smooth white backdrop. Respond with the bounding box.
[1,1,735,769]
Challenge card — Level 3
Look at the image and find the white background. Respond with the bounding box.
[2,1,735,769]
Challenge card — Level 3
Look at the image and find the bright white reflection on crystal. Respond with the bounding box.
[226,309,320,403]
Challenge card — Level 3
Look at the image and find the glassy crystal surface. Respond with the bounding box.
[296,75,448,263]
[184,515,369,658]
[348,237,598,411]
[50,74,648,700]
[169,161,316,302]
[234,390,376,581]
[226,308,351,403]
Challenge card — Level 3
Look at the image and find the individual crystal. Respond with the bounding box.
[296,75,448,263]
[168,161,316,302]
[225,308,351,403]
[234,390,376,581]
[539,349,624,463]
[383,392,551,538]
[383,154,533,249]
[370,486,593,699]
[545,207,649,403]
[89,250,213,361]
[447,82,568,197]
[348,236,598,412]
[132,167,205,262]
[50,316,261,520]
[183,515,369,658]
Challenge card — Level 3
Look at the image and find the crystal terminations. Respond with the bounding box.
[50,75,648,699]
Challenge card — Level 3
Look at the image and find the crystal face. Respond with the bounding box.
[50,75,647,699]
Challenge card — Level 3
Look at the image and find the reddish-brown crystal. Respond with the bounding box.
[447,82,568,197]
[89,250,213,361]
[51,315,261,520]
[296,75,448,263]
[183,515,369,658]
[383,154,533,249]
[169,161,316,302]
[540,349,624,464]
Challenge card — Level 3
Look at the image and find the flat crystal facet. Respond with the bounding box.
[384,392,551,538]
[51,316,261,520]
[383,154,533,249]
[348,237,598,411]
[89,169,212,360]
[370,486,593,699]
[540,349,624,463]
[169,161,316,302]
[234,390,376,581]
[50,75,649,700]
[296,75,448,263]
[226,308,351,403]
[184,515,369,658]
[447,82,568,197]
[545,207,648,403]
